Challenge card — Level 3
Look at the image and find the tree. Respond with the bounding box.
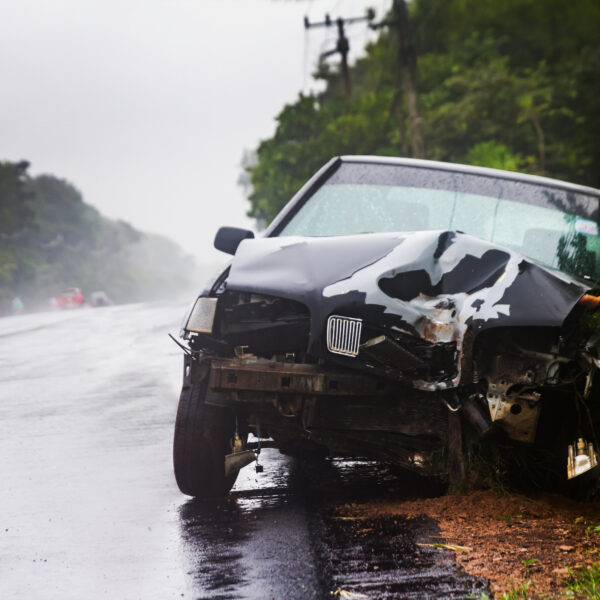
[0,161,197,311]
[245,0,599,224]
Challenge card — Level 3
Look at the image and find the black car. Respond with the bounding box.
[173,156,600,497]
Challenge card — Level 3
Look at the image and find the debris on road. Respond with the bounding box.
[418,542,472,553]
[330,589,368,599]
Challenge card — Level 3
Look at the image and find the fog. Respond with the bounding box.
[0,0,387,270]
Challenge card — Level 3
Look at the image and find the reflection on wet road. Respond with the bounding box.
[0,302,489,599]
[179,451,322,600]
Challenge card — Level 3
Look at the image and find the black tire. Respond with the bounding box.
[173,378,238,497]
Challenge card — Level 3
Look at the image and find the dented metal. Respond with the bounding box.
[225,229,588,391]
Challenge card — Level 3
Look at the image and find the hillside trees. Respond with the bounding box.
[246,0,600,224]
[0,161,197,311]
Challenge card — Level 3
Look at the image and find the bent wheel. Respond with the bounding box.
[173,378,238,497]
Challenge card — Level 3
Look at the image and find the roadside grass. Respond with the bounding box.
[521,558,537,579]
[466,435,566,498]
[479,564,600,599]
[466,439,512,496]
[498,581,531,600]
[565,564,600,598]
[480,580,531,600]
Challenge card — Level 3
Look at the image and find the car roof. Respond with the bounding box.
[341,155,600,198]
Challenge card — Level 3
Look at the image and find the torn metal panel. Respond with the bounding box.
[486,383,541,444]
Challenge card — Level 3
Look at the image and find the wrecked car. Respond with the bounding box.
[173,156,600,497]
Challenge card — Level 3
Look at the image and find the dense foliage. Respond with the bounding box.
[0,161,197,312]
[246,0,600,224]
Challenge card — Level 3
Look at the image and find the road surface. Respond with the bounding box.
[0,301,489,599]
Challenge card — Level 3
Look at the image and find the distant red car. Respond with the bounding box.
[57,288,85,309]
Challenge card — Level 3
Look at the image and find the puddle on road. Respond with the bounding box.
[178,449,490,599]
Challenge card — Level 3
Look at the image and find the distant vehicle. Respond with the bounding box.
[89,291,113,307]
[174,156,600,498]
[57,288,85,309]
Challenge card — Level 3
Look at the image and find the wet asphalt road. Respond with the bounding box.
[0,302,489,599]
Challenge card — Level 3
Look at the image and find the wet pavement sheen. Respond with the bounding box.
[0,302,489,599]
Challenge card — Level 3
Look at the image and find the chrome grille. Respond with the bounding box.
[326,316,362,357]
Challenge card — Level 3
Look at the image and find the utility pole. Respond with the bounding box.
[372,0,424,158]
[304,10,375,101]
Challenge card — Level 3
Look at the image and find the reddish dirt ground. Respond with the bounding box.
[339,490,600,598]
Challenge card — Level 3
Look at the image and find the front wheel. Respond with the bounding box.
[173,377,238,497]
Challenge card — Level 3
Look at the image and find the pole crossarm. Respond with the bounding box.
[304,9,375,100]
[304,9,375,30]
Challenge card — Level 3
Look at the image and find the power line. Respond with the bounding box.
[304,9,375,100]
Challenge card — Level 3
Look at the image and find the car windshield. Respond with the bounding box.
[278,162,600,281]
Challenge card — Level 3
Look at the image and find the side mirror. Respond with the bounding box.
[214,226,255,255]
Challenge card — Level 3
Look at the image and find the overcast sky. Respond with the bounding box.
[0,0,388,264]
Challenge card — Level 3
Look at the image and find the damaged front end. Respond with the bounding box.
[173,157,600,498]
[180,233,600,488]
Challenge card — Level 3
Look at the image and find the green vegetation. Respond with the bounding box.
[477,563,600,599]
[245,0,600,224]
[481,581,530,600]
[521,558,537,580]
[0,161,197,312]
[566,564,600,599]
[500,581,531,600]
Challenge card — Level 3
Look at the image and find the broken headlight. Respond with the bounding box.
[181,297,218,336]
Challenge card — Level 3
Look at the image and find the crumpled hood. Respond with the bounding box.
[227,230,589,373]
